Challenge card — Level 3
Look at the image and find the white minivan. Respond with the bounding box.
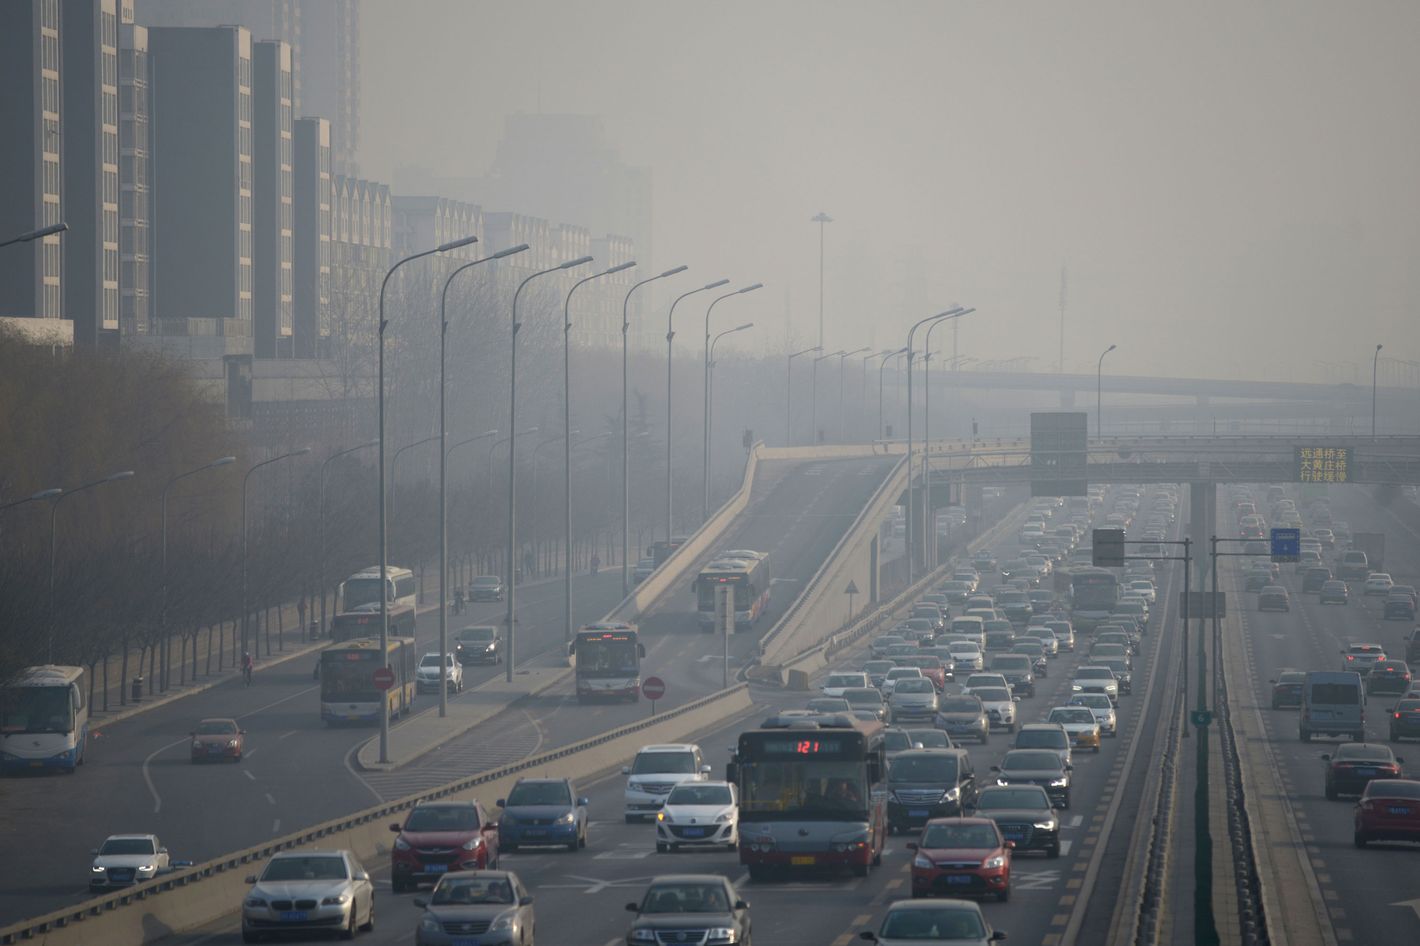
[622,743,712,822]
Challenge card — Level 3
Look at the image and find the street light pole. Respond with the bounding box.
[318,440,378,641]
[810,350,843,447]
[377,233,477,762]
[811,212,832,349]
[508,256,593,683]
[878,348,907,440]
[707,324,755,479]
[0,221,67,248]
[161,457,235,689]
[786,346,822,447]
[621,266,686,597]
[568,261,637,638]
[837,347,870,442]
[48,471,134,664]
[1096,343,1117,439]
[702,283,763,520]
[1373,343,1384,440]
[861,350,892,440]
[906,308,967,582]
[241,450,307,664]
[389,433,444,530]
[437,245,527,716]
[667,279,729,541]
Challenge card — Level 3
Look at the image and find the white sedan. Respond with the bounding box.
[656,781,738,852]
[1365,573,1395,596]
[822,671,870,697]
[1126,580,1157,604]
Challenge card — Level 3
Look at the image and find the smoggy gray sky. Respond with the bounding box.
[360,1,1419,381]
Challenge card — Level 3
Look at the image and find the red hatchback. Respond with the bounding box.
[1355,778,1420,847]
[390,800,499,892]
[908,816,1012,902]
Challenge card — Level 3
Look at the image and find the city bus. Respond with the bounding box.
[727,714,887,880]
[319,637,416,725]
[331,565,418,640]
[0,665,89,773]
[695,553,770,631]
[568,623,646,703]
[1069,566,1120,633]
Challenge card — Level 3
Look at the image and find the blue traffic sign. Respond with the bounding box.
[1271,527,1301,563]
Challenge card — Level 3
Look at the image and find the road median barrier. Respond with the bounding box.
[0,682,755,946]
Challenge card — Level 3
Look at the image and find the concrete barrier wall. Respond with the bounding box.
[1,685,755,946]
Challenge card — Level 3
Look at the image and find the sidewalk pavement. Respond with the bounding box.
[355,661,573,771]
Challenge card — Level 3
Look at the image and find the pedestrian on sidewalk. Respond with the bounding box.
[590,552,600,576]
[297,595,307,636]
[523,549,536,580]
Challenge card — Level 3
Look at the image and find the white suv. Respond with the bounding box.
[415,652,463,694]
[622,743,711,822]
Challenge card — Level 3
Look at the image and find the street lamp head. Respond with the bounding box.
[811,212,834,224]
[738,283,764,294]
[491,243,530,260]
[846,346,871,357]
[104,470,137,483]
[1106,343,1117,354]
[604,261,637,275]
[293,448,312,457]
[31,488,63,501]
[703,278,730,291]
[559,256,594,270]
[436,234,479,253]
[735,322,754,332]
[210,456,237,468]
[658,265,689,279]
[1377,344,1384,352]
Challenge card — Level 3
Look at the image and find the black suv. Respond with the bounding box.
[1407,628,1420,665]
[625,875,750,944]
[453,625,502,665]
[468,575,505,602]
[886,749,977,835]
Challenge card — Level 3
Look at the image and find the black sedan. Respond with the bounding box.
[1319,580,1350,605]
[1389,698,1420,742]
[625,875,750,945]
[1384,593,1418,622]
[991,749,1072,809]
[469,575,505,601]
[972,784,1062,858]
[1368,661,1413,697]
[1270,670,1306,709]
[1323,743,1404,800]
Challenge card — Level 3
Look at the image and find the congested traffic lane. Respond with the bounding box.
[154,485,1187,946]
[1232,485,1420,946]
[0,570,627,927]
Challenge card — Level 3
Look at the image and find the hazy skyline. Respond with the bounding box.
[361,1,1419,381]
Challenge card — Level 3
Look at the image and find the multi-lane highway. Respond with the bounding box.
[1229,486,1420,945]
[0,454,898,929]
[148,482,1193,946]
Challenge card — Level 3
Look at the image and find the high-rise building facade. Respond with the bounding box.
[0,0,65,331]
[148,24,252,352]
[252,40,294,357]
[60,0,121,347]
[292,116,330,358]
[118,1,151,335]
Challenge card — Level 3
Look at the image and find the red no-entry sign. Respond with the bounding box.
[641,676,666,701]
[372,667,396,691]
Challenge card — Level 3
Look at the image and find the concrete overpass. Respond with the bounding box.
[936,368,1401,406]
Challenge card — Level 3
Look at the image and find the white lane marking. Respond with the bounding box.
[1059,839,1074,856]
[244,770,256,781]
[265,793,276,805]
[1067,815,1084,828]
[279,730,298,740]
[272,819,281,834]
[142,736,192,813]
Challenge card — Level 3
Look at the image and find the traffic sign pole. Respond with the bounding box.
[642,675,666,716]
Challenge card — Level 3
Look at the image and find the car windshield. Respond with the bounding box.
[641,883,730,914]
[1004,751,1063,771]
[404,806,481,832]
[921,822,998,849]
[261,856,347,882]
[431,877,513,905]
[940,697,981,713]
[419,655,446,668]
[828,674,864,687]
[195,720,237,735]
[895,679,934,694]
[1398,701,1420,712]
[472,577,500,588]
[633,751,696,775]
[1077,668,1114,680]
[1016,729,1066,748]
[506,782,572,806]
[992,656,1029,670]
[1365,780,1420,800]
[667,784,732,806]
[1073,695,1112,710]
[459,628,495,642]
[879,907,986,940]
[99,838,156,856]
[1051,709,1096,725]
[808,698,852,713]
[844,689,883,706]
[865,661,893,674]
[891,755,959,782]
[1336,745,1393,762]
[975,688,1011,701]
[884,730,914,751]
[888,669,922,680]
[977,787,1050,811]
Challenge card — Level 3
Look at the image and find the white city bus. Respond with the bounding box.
[0,665,89,773]
[332,565,418,640]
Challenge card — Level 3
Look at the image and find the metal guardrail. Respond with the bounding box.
[0,682,750,945]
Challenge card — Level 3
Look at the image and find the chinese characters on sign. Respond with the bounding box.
[1294,446,1353,483]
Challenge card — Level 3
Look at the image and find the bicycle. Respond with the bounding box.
[242,663,253,687]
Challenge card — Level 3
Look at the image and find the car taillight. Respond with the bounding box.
[1397,713,1403,719]
[1347,656,1355,661]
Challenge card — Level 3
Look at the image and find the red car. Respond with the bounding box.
[1355,777,1420,847]
[389,800,499,892]
[908,816,1012,902]
[189,718,244,763]
[904,656,948,690]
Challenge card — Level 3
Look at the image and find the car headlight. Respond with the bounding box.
[321,894,350,905]
[705,927,738,943]
[461,837,482,851]
[92,865,106,873]
[658,810,673,823]
[486,643,496,651]
[394,837,411,851]
[137,863,155,872]
[557,810,576,824]
[716,810,734,823]
[228,739,240,748]
[913,853,934,869]
[944,786,960,801]
[630,929,658,943]
[983,855,1007,869]
[246,897,268,908]
[1072,683,1083,691]
[490,910,516,932]
[1033,820,1056,830]
[419,915,440,932]
[192,740,203,750]
[1049,778,1069,787]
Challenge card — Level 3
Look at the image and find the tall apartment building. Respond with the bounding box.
[252,40,294,358]
[60,0,121,347]
[117,0,151,336]
[327,174,389,389]
[292,116,330,358]
[136,0,360,174]
[0,0,65,336]
[147,25,252,353]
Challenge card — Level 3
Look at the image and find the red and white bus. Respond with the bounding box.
[695,553,770,632]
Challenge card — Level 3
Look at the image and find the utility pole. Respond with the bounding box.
[1058,265,1067,373]
[811,212,832,350]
